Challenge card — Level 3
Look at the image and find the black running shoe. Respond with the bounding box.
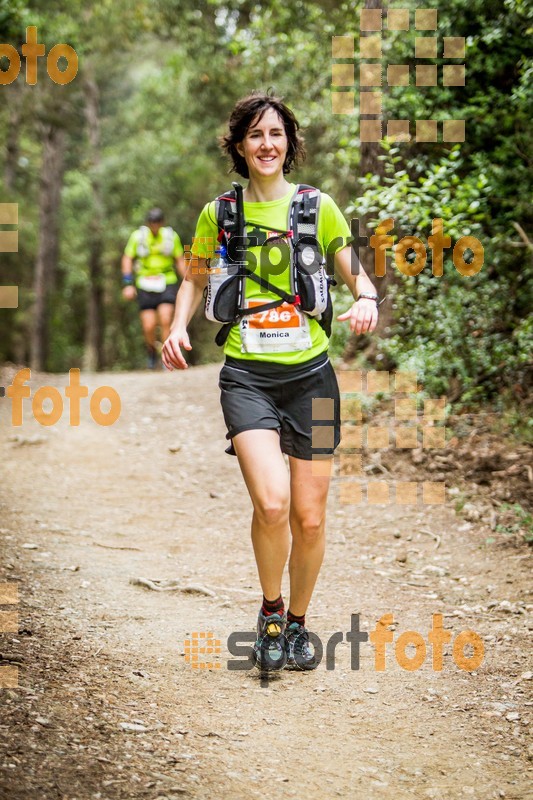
[285,622,319,671]
[251,610,287,672]
[146,348,157,370]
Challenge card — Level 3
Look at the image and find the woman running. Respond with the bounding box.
[162,91,378,672]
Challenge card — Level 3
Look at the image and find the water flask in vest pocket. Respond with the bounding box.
[294,236,329,317]
[204,246,242,324]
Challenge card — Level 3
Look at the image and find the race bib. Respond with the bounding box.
[137,274,167,292]
[240,301,312,354]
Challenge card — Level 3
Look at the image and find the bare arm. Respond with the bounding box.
[162,260,208,370]
[334,245,379,335]
[175,254,187,280]
[121,254,136,300]
[122,254,134,276]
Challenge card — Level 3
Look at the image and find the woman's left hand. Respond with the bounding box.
[336,298,379,335]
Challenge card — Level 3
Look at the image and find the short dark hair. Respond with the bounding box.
[219,91,306,179]
[146,208,164,223]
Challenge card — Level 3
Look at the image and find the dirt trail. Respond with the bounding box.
[0,366,531,800]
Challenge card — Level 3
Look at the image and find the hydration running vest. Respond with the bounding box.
[204,184,336,346]
[135,225,176,258]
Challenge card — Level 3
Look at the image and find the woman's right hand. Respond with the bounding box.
[162,327,192,370]
[122,285,136,301]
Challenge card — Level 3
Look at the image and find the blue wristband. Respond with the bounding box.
[122,274,134,286]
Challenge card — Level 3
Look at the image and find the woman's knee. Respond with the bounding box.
[254,496,290,527]
[291,514,325,545]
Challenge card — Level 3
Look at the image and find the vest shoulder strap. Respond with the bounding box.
[289,184,321,241]
[216,190,239,239]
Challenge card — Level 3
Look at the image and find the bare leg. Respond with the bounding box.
[139,309,157,352]
[232,429,290,601]
[287,456,332,617]
[157,302,175,344]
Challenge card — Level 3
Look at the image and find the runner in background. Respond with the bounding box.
[122,208,186,369]
[162,92,379,672]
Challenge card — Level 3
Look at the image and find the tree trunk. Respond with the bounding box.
[343,0,395,364]
[82,72,104,372]
[4,84,23,191]
[30,124,66,371]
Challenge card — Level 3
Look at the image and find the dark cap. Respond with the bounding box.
[146,207,165,223]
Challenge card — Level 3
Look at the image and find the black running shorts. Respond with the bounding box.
[137,282,179,311]
[218,352,341,460]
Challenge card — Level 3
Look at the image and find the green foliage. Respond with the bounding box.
[0,0,529,421]
[350,145,531,404]
[496,503,533,544]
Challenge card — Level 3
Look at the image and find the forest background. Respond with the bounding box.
[0,0,531,424]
